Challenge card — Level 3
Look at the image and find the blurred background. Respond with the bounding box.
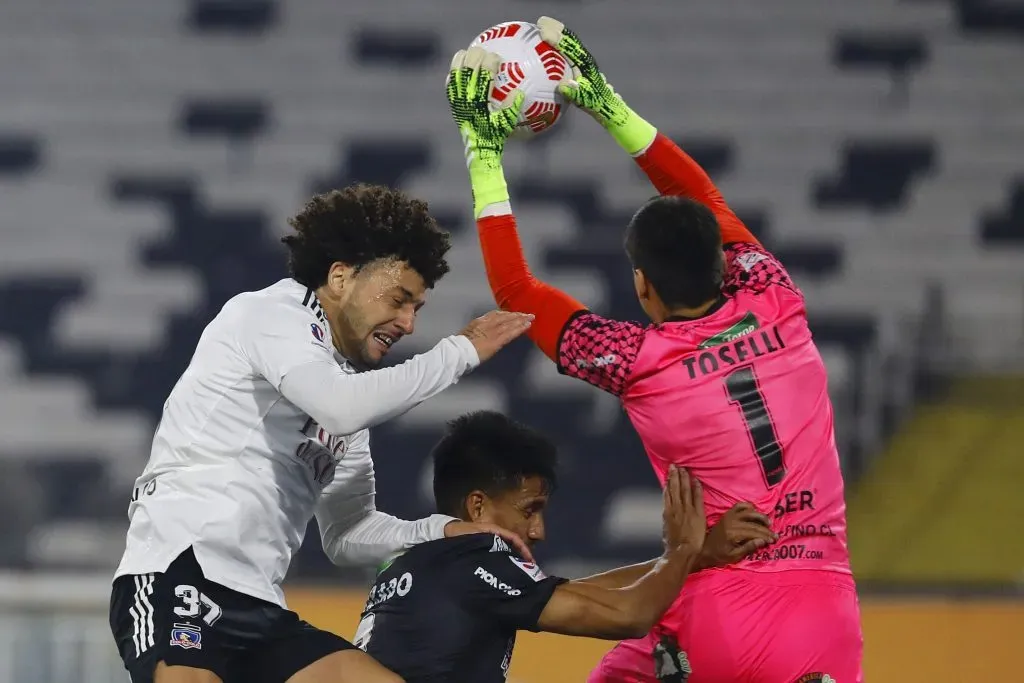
[0,0,1021,680]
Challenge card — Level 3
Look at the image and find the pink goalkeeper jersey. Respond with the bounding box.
[556,241,851,578]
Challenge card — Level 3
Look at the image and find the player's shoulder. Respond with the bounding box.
[412,536,554,597]
[566,310,652,335]
[722,241,775,273]
[401,534,539,573]
[223,278,318,316]
[408,533,512,562]
[560,310,653,359]
[220,279,328,332]
[721,241,800,299]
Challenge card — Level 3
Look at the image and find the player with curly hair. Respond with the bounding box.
[109,183,534,683]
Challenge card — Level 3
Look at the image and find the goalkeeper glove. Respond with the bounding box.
[537,16,657,156]
[445,47,524,217]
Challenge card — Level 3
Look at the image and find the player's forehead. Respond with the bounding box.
[360,258,427,301]
[512,475,551,502]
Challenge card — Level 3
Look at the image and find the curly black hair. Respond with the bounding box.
[282,183,452,289]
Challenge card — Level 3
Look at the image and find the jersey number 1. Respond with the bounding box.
[725,366,786,487]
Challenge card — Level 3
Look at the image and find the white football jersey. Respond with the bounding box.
[114,279,477,607]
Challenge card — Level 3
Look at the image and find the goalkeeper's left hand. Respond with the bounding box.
[446,47,524,218]
[537,16,657,156]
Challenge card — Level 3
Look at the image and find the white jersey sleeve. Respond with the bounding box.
[314,429,454,566]
[239,296,481,436]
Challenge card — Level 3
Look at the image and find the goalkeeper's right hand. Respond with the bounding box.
[537,16,657,156]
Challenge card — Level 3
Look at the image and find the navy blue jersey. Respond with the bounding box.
[357,533,566,682]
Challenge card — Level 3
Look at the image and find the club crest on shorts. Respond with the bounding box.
[170,623,202,650]
[794,674,835,683]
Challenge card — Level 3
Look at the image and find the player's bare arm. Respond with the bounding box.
[574,502,777,590]
[535,467,704,640]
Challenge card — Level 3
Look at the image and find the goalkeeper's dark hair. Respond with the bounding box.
[624,195,724,308]
[432,411,558,518]
[283,183,451,289]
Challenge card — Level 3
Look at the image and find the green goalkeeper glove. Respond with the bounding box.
[446,47,524,218]
[537,16,657,156]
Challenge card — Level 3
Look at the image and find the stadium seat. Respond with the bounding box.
[814,140,937,212]
[187,0,278,33]
[669,136,735,179]
[0,135,42,176]
[954,0,1024,35]
[834,32,929,97]
[312,140,433,196]
[354,28,442,66]
[980,179,1024,244]
[180,99,271,146]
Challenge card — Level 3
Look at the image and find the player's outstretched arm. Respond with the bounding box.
[572,502,777,590]
[538,16,758,246]
[316,432,533,566]
[316,431,451,566]
[242,298,530,436]
[536,467,705,640]
[447,47,588,361]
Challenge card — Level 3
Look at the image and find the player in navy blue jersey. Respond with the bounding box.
[355,411,776,682]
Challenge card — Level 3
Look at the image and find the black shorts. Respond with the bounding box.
[109,547,355,683]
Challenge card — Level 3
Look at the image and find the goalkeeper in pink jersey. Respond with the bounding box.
[446,18,863,683]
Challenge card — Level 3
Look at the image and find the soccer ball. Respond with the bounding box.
[469,20,570,139]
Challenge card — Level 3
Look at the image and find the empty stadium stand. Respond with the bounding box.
[0,0,1021,580]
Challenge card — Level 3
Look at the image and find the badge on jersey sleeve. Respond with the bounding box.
[508,556,546,582]
[734,251,767,272]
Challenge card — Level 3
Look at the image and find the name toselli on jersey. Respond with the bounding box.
[555,242,852,578]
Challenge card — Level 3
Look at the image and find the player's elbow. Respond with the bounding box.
[320,529,347,567]
[312,403,376,436]
[317,513,373,566]
[593,601,657,640]
[616,608,657,640]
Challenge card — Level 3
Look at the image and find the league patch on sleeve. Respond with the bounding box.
[734,251,767,272]
[508,556,546,582]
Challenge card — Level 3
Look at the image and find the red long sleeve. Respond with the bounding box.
[476,214,586,361]
[635,133,759,246]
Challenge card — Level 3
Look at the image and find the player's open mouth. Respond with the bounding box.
[372,331,397,352]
